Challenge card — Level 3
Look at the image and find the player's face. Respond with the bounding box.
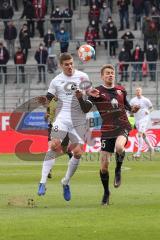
[101,68,115,86]
[136,88,142,97]
[61,58,74,76]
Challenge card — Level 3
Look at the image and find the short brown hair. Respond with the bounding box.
[100,64,115,75]
[59,52,73,64]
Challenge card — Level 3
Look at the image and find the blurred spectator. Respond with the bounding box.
[33,0,46,38]
[14,47,26,84]
[117,0,130,30]
[12,0,18,11]
[23,0,28,7]
[88,4,100,27]
[102,17,112,49]
[83,0,89,6]
[4,20,17,58]
[62,7,73,39]
[50,6,63,40]
[105,21,118,57]
[85,25,97,59]
[108,0,113,12]
[0,41,9,84]
[150,4,160,16]
[118,47,131,81]
[99,1,111,25]
[0,0,14,27]
[68,0,76,10]
[43,29,55,55]
[90,19,100,45]
[89,0,105,8]
[121,30,135,55]
[142,17,159,51]
[144,0,151,16]
[131,44,144,81]
[57,27,70,53]
[132,0,144,30]
[20,0,35,38]
[154,0,160,9]
[146,44,158,81]
[150,5,160,31]
[19,24,31,60]
[45,0,54,13]
[35,43,48,83]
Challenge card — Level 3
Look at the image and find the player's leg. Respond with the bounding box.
[61,125,86,201]
[100,150,111,205]
[47,123,53,179]
[38,138,62,196]
[100,138,115,205]
[61,133,73,159]
[114,134,127,188]
[38,120,68,196]
[61,143,83,201]
[142,132,154,153]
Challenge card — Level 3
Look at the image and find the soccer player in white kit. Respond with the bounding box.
[37,53,92,201]
[130,87,154,157]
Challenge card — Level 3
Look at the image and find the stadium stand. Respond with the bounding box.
[0,0,160,111]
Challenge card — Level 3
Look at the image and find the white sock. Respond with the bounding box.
[40,159,55,184]
[137,136,143,153]
[143,135,153,149]
[62,156,80,185]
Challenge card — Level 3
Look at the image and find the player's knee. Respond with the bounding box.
[72,146,83,158]
[101,164,109,173]
[115,147,124,155]
[73,150,82,159]
[50,139,62,152]
[100,156,109,172]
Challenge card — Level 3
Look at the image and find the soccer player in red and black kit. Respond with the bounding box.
[76,64,139,205]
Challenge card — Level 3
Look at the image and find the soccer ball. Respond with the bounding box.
[78,44,95,62]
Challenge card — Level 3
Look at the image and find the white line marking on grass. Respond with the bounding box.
[122,167,131,171]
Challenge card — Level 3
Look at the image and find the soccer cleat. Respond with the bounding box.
[61,178,71,201]
[37,183,46,196]
[114,171,121,188]
[101,191,110,205]
[133,152,141,158]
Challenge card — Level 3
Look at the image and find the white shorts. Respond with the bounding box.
[51,118,87,144]
[136,116,149,133]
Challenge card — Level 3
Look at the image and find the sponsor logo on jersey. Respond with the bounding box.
[111,98,118,109]
[117,90,122,95]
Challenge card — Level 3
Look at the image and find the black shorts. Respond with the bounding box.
[101,129,129,153]
[48,123,52,141]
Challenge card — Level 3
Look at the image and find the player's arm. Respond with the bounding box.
[124,92,140,113]
[148,99,153,112]
[75,89,93,113]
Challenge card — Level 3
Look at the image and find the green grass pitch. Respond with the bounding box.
[0,153,160,240]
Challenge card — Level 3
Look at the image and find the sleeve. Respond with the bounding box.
[129,98,134,106]
[124,90,132,111]
[147,98,153,109]
[48,79,56,96]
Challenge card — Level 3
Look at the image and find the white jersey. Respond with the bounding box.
[48,69,90,126]
[130,96,152,122]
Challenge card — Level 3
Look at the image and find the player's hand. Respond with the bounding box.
[131,105,140,113]
[87,88,100,98]
[75,89,83,99]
